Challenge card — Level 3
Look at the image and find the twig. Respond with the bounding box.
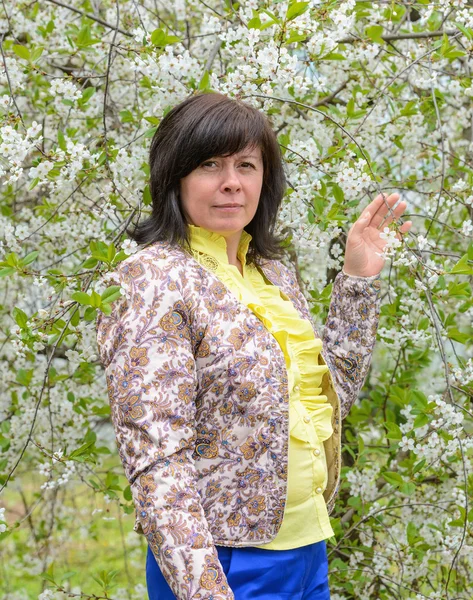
[337,29,458,45]
[44,0,132,38]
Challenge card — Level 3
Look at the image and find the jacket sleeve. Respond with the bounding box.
[321,269,382,419]
[95,258,234,600]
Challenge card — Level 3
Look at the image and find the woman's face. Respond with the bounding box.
[179,144,264,236]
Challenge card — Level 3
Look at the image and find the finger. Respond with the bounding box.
[400,221,412,231]
[367,193,400,229]
[381,200,408,228]
[394,221,412,240]
[354,206,372,230]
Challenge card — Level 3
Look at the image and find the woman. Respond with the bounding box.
[95,92,412,600]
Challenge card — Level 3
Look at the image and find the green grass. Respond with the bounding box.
[1,455,148,599]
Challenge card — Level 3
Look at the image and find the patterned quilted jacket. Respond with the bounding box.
[95,239,382,600]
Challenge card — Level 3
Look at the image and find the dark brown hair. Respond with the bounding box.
[127,92,288,265]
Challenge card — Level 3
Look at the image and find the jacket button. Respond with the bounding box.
[315,486,323,494]
[313,448,321,456]
[303,416,310,424]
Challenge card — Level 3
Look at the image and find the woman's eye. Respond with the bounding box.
[201,161,217,168]
[241,162,255,169]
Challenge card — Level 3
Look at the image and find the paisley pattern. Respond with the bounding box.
[95,240,381,600]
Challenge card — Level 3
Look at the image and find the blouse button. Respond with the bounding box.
[313,448,321,457]
[315,487,323,494]
[293,384,300,392]
[303,416,310,424]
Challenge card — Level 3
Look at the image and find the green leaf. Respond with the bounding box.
[199,70,210,91]
[151,28,166,45]
[165,34,180,44]
[407,521,422,544]
[29,177,40,191]
[22,251,39,266]
[260,8,281,25]
[107,244,116,263]
[312,195,325,217]
[417,316,429,330]
[150,28,180,46]
[99,303,112,316]
[13,307,28,329]
[411,390,429,409]
[69,440,96,460]
[413,413,430,429]
[84,306,97,321]
[384,422,402,440]
[365,25,384,44]
[447,327,470,344]
[248,17,263,30]
[393,135,404,149]
[80,87,96,104]
[90,290,103,308]
[97,151,108,167]
[285,30,308,44]
[144,127,158,138]
[71,310,80,327]
[382,471,404,487]
[123,485,132,501]
[30,47,44,62]
[92,404,111,416]
[144,116,160,125]
[16,369,33,386]
[286,1,309,22]
[120,109,134,123]
[13,44,30,60]
[447,282,471,297]
[143,184,152,206]
[106,471,121,490]
[330,183,344,203]
[58,128,67,152]
[346,97,355,117]
[448,254,473,275]
[40,562,57,585]
[96,445,111,454]
[76,24,100,47]
[455,23,473,41]
[71,291,92,306]
[400,101,418,117]
[413,458,426,474]
[101,285,122,304]
[399,481,416,496]
[82,257,98,269]
[321,52,345,60]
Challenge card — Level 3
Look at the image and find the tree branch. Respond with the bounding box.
[44,0,133,38]
[337,28,458,45]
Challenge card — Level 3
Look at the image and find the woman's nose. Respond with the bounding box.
[220,167,241,192]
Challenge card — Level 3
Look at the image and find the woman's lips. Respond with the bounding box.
[213,205,242,212]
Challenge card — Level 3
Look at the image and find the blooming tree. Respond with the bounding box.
[0,0,472,598]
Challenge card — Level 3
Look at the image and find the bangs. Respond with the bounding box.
[175,98,267,176]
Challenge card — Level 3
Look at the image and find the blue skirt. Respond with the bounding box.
[146,540,331,599]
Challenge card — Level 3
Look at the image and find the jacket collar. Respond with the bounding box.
[187,224,253,270]
[148,236,308,325]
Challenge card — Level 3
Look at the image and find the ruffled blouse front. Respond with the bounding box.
[186,224,335,549]
[245,273,333,447]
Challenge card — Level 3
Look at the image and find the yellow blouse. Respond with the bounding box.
[187,224,335,549]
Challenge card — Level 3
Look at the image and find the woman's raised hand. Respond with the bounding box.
[342,192,413,278]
